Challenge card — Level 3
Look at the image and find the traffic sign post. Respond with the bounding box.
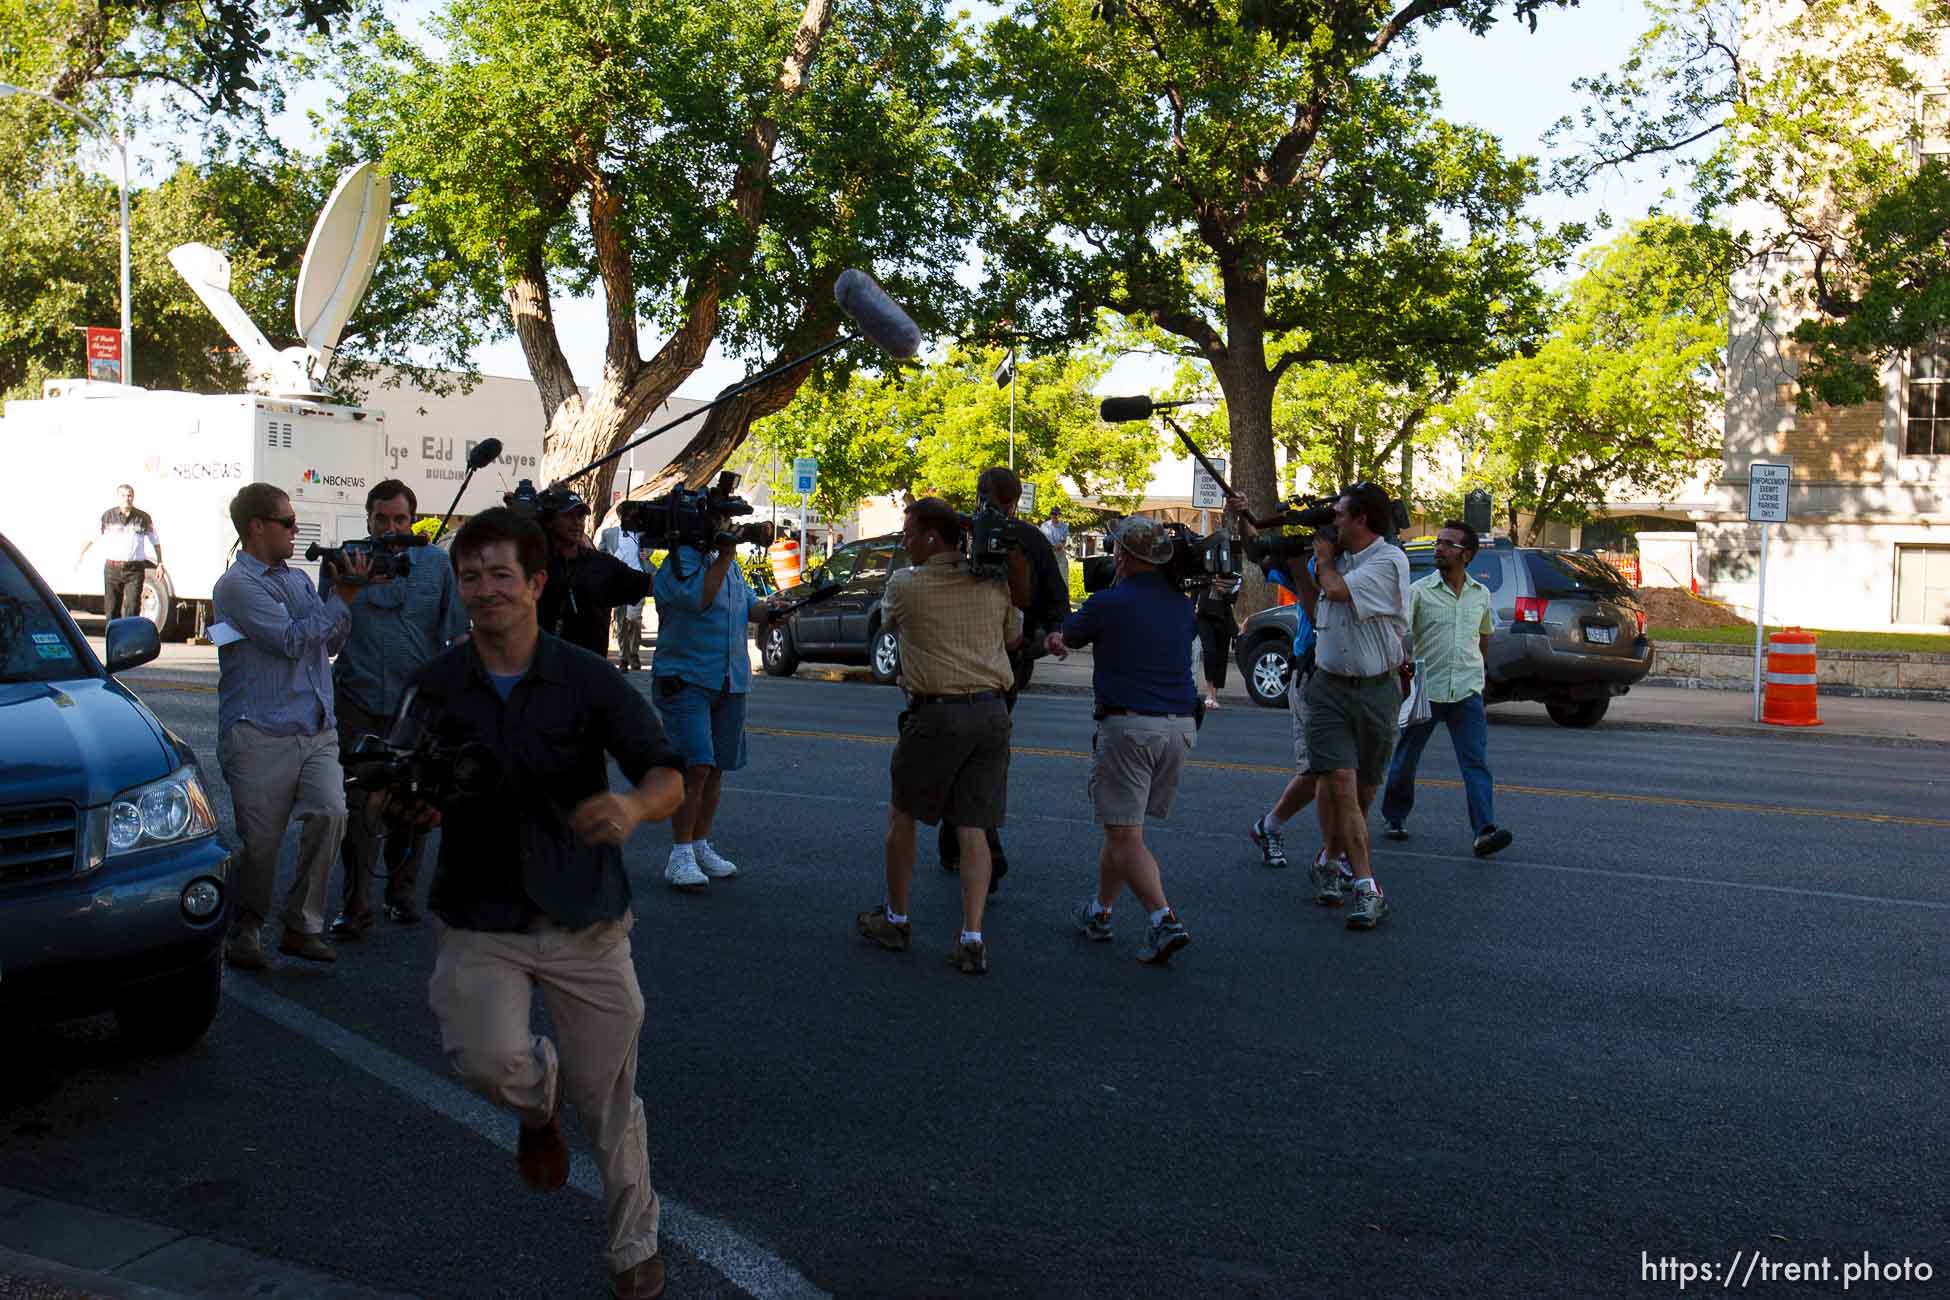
[792,457,818,555]
[1746,461,1791,722]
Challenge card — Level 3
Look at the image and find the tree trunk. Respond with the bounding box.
[522,0,838,533]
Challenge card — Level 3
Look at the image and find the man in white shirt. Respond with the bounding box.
[1290,484,1410,931]
[599,518,653,671]
[87,484,166,622]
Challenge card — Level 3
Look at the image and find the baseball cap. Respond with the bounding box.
[1110,516,1175,565]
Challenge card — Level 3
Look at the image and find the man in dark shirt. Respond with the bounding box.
[402,508,683,1300]
[536,488,653,659]
[1045,516,1199,965]
[937,466,1070,890]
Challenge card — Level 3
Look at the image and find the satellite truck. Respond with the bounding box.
[0,163,437,639]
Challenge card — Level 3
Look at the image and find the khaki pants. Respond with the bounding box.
[217,722,346,935]
[428,914,660,1273]
[613,602,644,669]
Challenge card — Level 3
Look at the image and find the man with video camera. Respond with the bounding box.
[328,479,468,938]
[211,482,360,969]
[936,465,1069,892]
[535,486,654,660]
[1289,483,1411,931]
[649,496,768,892]
[857,497,1022,975]
[400,508,685,1300]
[1044,516,1198,965]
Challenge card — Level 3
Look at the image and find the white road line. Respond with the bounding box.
[722,784,1950,912]
[224,979,829,1300]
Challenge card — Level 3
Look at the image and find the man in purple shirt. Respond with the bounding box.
[211,482,365,969]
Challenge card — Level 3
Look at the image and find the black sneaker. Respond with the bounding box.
[1383,820,1408,840]
[1473,825,1513,857]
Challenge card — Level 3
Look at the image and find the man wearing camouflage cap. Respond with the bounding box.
[1044,516,1199,965]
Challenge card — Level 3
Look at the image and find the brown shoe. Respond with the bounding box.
[224,927,269,970]
[950,938,988,975]
[856,905,910,952]
[384,900,423,925]
[277,929,338,963]
[328,911,374,939]
[517,1104,568,1192]
[610,1254,665,1300]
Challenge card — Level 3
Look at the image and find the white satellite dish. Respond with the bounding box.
[168,162,391,397]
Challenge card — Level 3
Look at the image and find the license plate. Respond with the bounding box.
[1584,625,1616,645]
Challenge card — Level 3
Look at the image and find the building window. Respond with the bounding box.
[1904,339,1950,455]
[1922,90,1950,159]
[1896,546,1950,627]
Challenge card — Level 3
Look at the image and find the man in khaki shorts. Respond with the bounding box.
[856,498,1023,975]
[1045,517,1198,965]
[1290,484,1411,930]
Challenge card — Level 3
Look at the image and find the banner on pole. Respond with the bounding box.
[85,328,123,384]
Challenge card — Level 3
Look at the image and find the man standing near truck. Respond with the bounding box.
[86,484,165,624]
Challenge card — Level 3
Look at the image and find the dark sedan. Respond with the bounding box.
[0,532,231,1050]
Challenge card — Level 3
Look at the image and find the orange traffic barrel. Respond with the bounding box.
[1761,628,1822,727]
[767,538,803,590]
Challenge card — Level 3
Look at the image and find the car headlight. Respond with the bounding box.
[106,766,216,856]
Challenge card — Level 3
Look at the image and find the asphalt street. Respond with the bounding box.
[4,672,1946,1299]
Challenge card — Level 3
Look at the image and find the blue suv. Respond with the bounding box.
[0,532,231,1050]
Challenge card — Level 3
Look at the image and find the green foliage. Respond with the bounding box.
[750,344,1160,521]
[966,0,1571,509]
[1431,218,1731,541]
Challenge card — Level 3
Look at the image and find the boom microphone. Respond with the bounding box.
[1098,395,1203,423]
[466,437,504,471]
[834,270,922,359]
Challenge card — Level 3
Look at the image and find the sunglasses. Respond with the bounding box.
[261,515,300,531]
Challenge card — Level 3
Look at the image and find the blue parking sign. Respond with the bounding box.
[793,457,818,495]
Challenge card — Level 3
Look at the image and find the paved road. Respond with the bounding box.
[5,673,1946,1298]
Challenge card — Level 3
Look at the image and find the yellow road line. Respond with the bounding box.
[748,725,1950,830]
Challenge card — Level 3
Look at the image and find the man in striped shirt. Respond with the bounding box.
[210,482,366,970]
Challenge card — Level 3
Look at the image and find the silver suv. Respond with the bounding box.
[1232,539,1653,727]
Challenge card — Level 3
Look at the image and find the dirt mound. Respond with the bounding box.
[1634,586,1750,629]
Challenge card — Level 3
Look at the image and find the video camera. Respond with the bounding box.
[504,479,581,521]
[965,495,1015,582]
[1081,520,1236,594]
[1242,488,1411,574]
[342,688,499,811]
[305,532,428,582]
[616,471,774,552]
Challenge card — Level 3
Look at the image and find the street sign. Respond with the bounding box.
[1019,480,1036,513]
[792,456,818,496]
[1191,456,1228,510]
[1747,462,1790,523]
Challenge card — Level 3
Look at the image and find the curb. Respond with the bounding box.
[1,1246,194,1300]
[1642,674,1950,703]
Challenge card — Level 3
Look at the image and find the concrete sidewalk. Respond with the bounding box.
[110,638,1950,745]
[0,1187,413,1300]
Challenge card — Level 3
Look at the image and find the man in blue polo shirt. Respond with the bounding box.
[1044,517,1198,965]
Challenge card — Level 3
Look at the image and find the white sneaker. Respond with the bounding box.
[664,856,709,891]
[694,841,738,879]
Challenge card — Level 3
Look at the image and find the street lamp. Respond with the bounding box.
[0,82,132,387]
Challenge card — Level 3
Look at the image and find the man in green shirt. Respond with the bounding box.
[1381,521,1514,857]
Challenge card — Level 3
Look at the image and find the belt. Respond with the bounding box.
[907,690,1002,708]
[1317,669,1395,688]
[105,558,148,566]
[1097,706,1188,719]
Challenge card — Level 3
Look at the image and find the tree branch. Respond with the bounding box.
[504,247,582,428]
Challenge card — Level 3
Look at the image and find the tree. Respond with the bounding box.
[1430,219,1730,541]
[1549,0,1950,408]
[966,0,1571,519]
[749,344,1160,522]
[335,0,981,526]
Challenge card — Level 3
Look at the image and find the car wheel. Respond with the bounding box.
[1246,640,1292,708]
[761,622,800,677]
[114,949,222,1053]
[868,625,900,684]
[1545,697,1610,728]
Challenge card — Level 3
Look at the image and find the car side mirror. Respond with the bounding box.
[104,616,161,674]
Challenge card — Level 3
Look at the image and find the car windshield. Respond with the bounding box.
[820,548,860,585]
[1525,551,1635,601]
[0,547,90,684]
